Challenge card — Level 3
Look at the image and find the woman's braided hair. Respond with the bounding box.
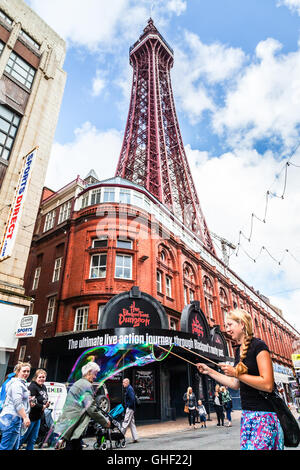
[226,308,254,376]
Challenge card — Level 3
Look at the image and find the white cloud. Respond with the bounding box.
[185,144,300,330]
[212,38,300,150]
[91,70,107,97]
[167,0,187,16]
[172,31,245,122]
[277,0,300,15]
[45,122,122,191]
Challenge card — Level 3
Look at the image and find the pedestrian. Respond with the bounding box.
[0,362,31,450]
[214,384,224,426]
[54,362,110,450]
[19,369,49,450]
[183,386,197,429]
[0,370,16,412]
[220,385,233,427]
[197,400,207,428]
[121,378,139,443]
[196,308,284,450]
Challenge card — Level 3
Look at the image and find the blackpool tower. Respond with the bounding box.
[115,19,215,255]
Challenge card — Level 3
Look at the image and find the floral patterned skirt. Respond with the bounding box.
[240,410,284,450]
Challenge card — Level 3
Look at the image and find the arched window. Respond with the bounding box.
[183,262,197,306]
[203,275,214,320]
[219,287,228,323]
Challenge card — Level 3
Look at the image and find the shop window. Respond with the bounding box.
[90,254,107,278]
[74,306,89,331]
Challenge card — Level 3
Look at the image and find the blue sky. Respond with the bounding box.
[25,0,300,332]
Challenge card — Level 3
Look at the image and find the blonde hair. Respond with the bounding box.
[32,369,47,381]
[187,386,192,395]
[226,308,253,376]
[14,362,31,375]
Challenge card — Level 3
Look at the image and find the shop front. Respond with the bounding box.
[41,288,233,421]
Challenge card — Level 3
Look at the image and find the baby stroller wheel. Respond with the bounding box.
[93,442,100,450]
[121,439,126,448]
[101,441,107,451]
[115,441,120,448]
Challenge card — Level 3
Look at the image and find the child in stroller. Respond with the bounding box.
[93,404,126,450]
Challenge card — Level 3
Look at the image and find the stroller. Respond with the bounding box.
[93,404,126,450]
[36,408,55,448]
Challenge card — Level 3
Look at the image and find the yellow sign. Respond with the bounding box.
[292,354,300,369]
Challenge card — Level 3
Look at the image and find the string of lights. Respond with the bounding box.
[230,142,300,267]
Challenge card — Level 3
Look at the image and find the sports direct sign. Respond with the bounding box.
[15,315,38,338]
[0,148,37,261]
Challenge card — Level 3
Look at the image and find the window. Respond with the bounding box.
[18,345,26,362]
[170,318,178,331]
[0,41,4,56]
[19,30,40,50]
[92,238,108,248]
[32,267,41,290]
[91,189,101,205]
[0,104,21,161]
[120,189,130,204]
[74,306,89,331]
[27,302,34,315]
[0,10,12,25]
[190,289,194,302]
[5,51,36,89]
[117,238,132,249]
[43,210,56,232]
[98,305,105,326]
[103,188,115,202]
[90,254,107,278]
[184,286,188,305]
[115,254,132,279]
[166,276,172,297]
[157,270,162,293]
[52,257,62,282]
[81,193,89,208]
[46,297,56,323]
[58,200,72,224]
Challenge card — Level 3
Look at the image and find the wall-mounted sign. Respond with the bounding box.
[134,369,155,402]
[101,286,169,330]
[181,301,210,342]
[15,315,38,338]
[0,148,38,261]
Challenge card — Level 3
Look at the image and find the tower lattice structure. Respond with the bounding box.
[115,19,215,255]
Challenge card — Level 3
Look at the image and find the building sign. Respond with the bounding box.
[292,354,300,370]
[15,315,38,338]
[210,326,228,358]
[181,301,210,342]
[0,148,37,261]
[101,286,169,330]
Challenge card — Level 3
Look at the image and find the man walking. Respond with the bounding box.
[121,378,138,443]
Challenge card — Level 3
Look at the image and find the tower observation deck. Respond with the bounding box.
[115,19,215,255]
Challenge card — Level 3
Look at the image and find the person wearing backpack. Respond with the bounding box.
[0,372,16,413]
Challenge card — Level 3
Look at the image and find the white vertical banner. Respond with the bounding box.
[0,147,38,261]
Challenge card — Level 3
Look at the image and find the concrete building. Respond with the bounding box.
[0,0,66,381]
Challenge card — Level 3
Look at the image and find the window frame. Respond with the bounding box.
[90,253,107,279]
[58,200,72,225]
[32,266,41,290]
[5,50,36,90]
[46,296,56,323]
[43,209,56,232]
[0,104,21,162]
[74,306,89,332]
[52,257,62,283]
[115,254,132,279]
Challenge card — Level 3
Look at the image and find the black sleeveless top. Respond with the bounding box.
[234,337,274,412]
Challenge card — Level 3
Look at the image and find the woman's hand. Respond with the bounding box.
[196,363,212,375]
[23,416,30,428]
[219,363,237,377]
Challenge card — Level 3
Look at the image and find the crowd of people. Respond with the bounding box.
[0,307,287,451]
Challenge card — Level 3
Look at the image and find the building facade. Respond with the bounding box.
[0,0,66,381]
[12,20,299,420]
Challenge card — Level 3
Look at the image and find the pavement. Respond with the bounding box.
[130,410,242,440]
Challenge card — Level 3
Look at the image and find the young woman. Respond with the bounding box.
[196,308,284,450]
[20,369,49,450]
[183,386,197,429]
[0,363,31,450]
[214,384,224,426]
[220,386,233,427]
